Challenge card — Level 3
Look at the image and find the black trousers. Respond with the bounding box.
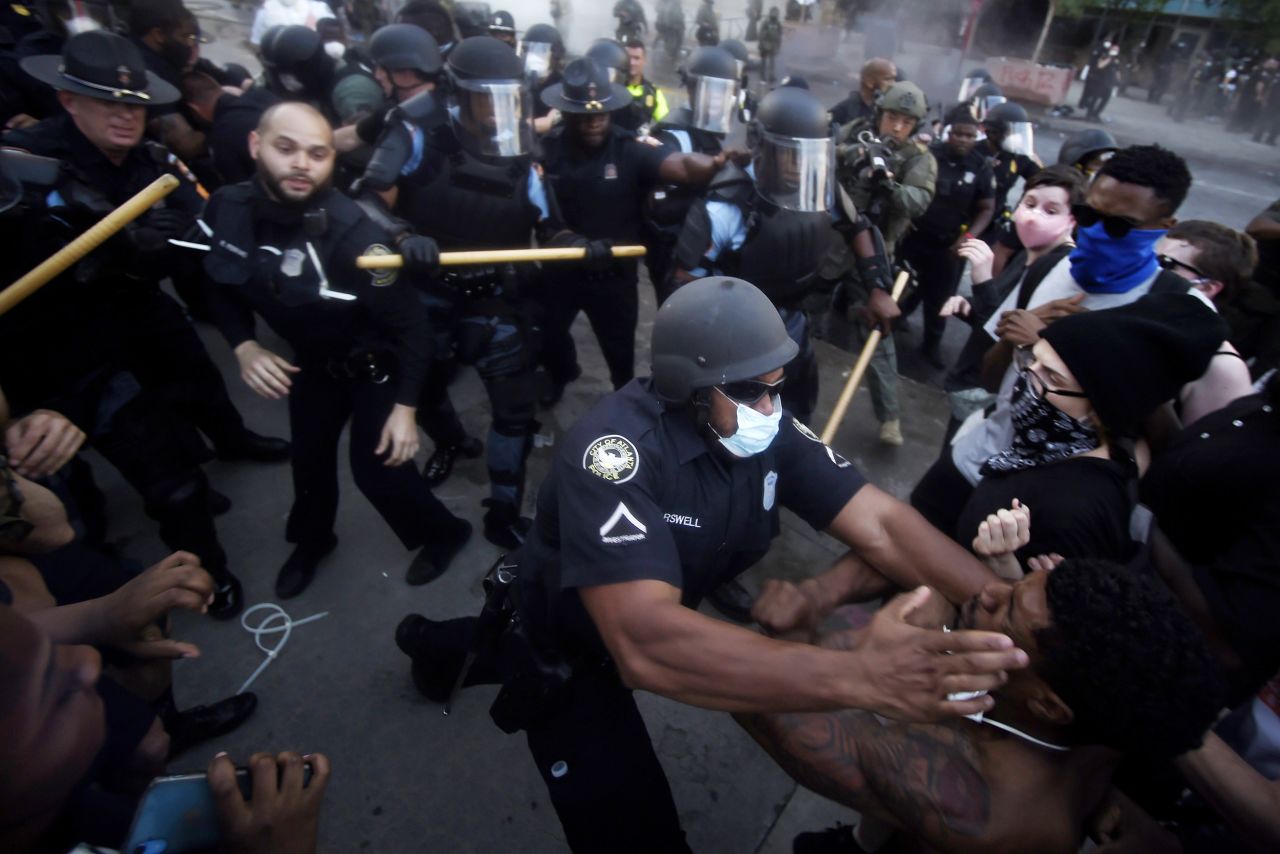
[115,289,248,449]
[899,231,962,350]
[427,616,692,854]
[541,264,640,391]
[285,364,457,549]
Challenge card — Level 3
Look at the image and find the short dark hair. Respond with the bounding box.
[944,104,978,127]
[128,0,185,36]
[1097,144,1192,216]
[624,37,646,52]
[1166,220,1258,304]
[1023,163,1087,207]
[1034,558,1226,759]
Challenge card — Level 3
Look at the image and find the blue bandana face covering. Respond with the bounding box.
[1068,221,1165,294]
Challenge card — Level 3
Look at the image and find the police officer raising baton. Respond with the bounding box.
[397,277,1025,853]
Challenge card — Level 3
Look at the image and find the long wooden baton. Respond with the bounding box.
[0,174,180,318]
[820,270,910,444]
[356,244,647,269]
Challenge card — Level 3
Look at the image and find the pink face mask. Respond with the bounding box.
[1013,202,1073,251]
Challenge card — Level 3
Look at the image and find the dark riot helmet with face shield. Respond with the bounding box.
[586,38,628,83]
[445,36,529,157]
[984,100,1034,157]
[752,86,834,212]
[522,22,564,82]
[682,46,738,134]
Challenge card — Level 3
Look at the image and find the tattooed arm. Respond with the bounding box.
[735,708,995,852]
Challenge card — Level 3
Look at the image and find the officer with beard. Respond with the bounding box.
[199,102,471,597]
[831,80,936,446]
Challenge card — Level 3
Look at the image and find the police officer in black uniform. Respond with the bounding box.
[376,36,583,550]
[396,276,1027,853]
[2,30,263,617]
[200,101,471,597]
[537,57,737,400]
[898,104,996,367]
[522,22,566,134]
[644,44,737,302]
[979,100,1039,244]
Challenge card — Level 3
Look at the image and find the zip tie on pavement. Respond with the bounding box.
[238,603,329,695]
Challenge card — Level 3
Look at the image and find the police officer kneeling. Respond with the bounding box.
[396,277,1027,852]
[201,102,470,597]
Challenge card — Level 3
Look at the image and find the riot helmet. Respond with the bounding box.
[957,67,992,103]
[369,23,443,77]
[259,25,333,98]
[720,37,749,78]
[446,36,529,157]
[753,86,833,212]
[970,81,1005,121]
[586,38,628,83]
[522,22,564,82]
[651,277,798,404]
[984,101,1033,156]
[683,46,738,134]
[1057,128,1118,176]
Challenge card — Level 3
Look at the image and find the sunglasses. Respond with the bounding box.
[717,377,786,406]
[1013,347,1088,400]
[1071,203,1142,239]
[1157,254,1211,284]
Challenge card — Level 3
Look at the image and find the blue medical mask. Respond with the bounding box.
[1068,220,1165,294]
[716,393,782,458]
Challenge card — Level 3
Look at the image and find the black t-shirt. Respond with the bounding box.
[956,455,1133,566]
[1141,393,1280,691]
[913,141,995,242]
[523,379,867,653]
[539,123,670,243]
[829,92,874,128]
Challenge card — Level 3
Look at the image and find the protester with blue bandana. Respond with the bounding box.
[909,144,1199,540]
[394,276,1029,854]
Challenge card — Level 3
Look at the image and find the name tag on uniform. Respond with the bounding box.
[604,163,618,180]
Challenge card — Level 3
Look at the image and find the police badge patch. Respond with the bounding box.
[363,243,398,287]
[583,435,639,483]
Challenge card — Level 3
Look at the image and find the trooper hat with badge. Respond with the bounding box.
[487,9,517,48]
[539,55,632,116]
[20,27,180,106]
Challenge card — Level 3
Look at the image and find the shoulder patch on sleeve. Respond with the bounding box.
[583,434,640,483]
[364,243,398,286]
[792,418,852,468]
[792,417,822,442]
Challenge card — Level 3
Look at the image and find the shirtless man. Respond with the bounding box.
[739,558,1226,854]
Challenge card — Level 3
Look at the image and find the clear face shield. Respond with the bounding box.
[1001,121,1034,156]
[522,41,553,83]
[452,80,530,157]
[689,75,737,134]
[754,132,833,212]
[974,93,1006,121]
[957,75,987,103]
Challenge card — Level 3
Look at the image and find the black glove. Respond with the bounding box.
[128,207,195,255]
[855,253,892,293]
[583,238,614,272]
[399,234,441,277]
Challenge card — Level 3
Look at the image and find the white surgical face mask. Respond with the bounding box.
[324,41,346,61]
[716,393,782,458]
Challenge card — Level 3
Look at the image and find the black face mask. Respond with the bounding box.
[982,374,1099,475]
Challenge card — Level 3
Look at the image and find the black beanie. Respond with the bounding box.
[1039,293,1228,437]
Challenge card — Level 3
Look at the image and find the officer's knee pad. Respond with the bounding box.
[475,322,530,380]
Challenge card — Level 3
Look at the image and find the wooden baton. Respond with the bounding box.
[356,244,647,269]
[0,173,181,318]
[820,269,911,445]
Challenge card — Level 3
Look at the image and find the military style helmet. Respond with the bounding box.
[1058,128,1118,170]
[369,23,443,76]
[878,80,928,119]
[586,38,628,83]
[651,277,798,403]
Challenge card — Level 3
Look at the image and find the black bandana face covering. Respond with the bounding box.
[982,374,1099,475]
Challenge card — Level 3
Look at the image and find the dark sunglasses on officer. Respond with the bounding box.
[717,376,786,406]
